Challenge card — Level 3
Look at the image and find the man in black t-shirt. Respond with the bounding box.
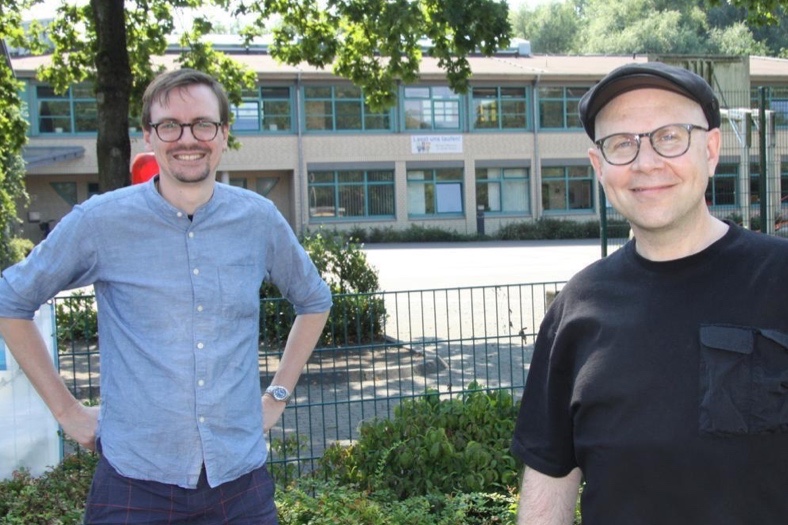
[511,62,788,524]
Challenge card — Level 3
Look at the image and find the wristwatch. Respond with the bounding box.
[265,384,292,403]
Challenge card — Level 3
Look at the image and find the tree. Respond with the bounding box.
[20,0,510,193]
[0,1,34,270]
[511,1,583,54]
[581,0,710,55]
[708,0,788,26]
[709,22,769,56]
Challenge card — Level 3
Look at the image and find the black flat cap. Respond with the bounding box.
[578,62,721,140]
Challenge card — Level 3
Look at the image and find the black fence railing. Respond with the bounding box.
[54,281,564,483]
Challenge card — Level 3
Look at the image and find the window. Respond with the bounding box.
[541,166,594,211]
[472,87,528,130]
[230,87,293,133]
[308,169,395,218]
[752,87,788,128]
[706,164,737,207]
[304,86,390,132]
[404,86,461,130]
[476,167,530,213]
[407,167,464,216]
[538,86,588,130]
[710,161,788,209]
[36,84,98,134]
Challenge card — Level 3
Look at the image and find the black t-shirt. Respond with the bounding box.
[511,222,788,524]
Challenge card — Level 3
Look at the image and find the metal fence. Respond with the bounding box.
[54,281,564,481]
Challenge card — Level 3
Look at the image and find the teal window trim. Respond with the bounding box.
[471,86,529,131]
[537,85,589,130]
[231,86,294,134]
[308,169,396,219]
[475,166,531,214]
[403,86,462,131]
[406,167,465,217]
[751,87,788,129]
[541,165,594,212]
[303,85,391,133]
[34,83,98,135]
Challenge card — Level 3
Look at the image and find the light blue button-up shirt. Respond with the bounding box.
[0,178,332,488]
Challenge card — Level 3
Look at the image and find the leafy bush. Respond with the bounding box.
[260,230,386,348]
[55,291,98,348]
[496,218,601,240]
[316,383,522,499]
[0,451,517,525]
[0,452,97,525]
[277,478,517,525]
[347,219,623,243]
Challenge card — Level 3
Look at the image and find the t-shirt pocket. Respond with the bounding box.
[699,324,788,435]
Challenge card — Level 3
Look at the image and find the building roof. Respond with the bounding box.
[22,145,85,169]
[10,50,788,85]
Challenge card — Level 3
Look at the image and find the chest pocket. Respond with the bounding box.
[699,324,788,435]
[219,265,260,319]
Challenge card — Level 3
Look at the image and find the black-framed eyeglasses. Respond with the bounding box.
[595,123,709,166]
[149,119,223,142]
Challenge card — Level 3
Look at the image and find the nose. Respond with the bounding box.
[631,136,664,170]
[178,124,201,143]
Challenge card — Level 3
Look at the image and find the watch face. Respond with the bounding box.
[268,385,290,401]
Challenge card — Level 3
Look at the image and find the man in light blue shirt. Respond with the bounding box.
[0,69,332,524]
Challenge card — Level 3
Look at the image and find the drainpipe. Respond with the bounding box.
[532,73,541,220]
[295,71,305,233]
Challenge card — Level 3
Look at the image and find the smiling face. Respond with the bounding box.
[588,88,721,238]
[143,84,228,188]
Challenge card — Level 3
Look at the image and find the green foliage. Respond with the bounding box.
[316,383,522,500]
[277,478,517,525]
[260,230,385,348]
[510,0,788,55]
[268,434,308,484]
[55,292,99,348]
[0,452,98,525]
[0,3,32,273]
[496,219,601,241]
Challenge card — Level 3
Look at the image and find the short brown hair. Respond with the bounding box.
[141,68,230,130]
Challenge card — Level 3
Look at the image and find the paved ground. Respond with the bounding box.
[363,238,606,291]
[267,239,610,475]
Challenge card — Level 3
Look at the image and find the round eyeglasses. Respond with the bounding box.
[149,120,223,142]
[595,123,708,166]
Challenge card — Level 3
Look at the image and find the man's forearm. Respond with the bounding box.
[517,466,582,525]
[270,310,330,389]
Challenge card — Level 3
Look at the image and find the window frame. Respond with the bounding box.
[406,167,465,217]
[302,85,392,133]
[471,86,529,131]
[307,168,396,220]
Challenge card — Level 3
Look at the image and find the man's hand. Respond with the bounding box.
[58,402,99,451]
[262,394,287,433]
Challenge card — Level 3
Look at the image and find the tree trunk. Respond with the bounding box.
[91,0,132,192]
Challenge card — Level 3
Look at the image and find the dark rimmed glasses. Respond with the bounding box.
[595,123,709,166]
[149,119,223,142]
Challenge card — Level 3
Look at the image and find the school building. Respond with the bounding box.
[9,41,788,243]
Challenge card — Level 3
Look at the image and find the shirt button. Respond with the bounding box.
[199,416,205,423]
[198,379,205,387]
[193,268,199,275]
[188,232,194,238]
[197,342,204,349]
[197,305,204,312]
[177,212,184,218]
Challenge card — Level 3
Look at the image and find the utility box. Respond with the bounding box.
[0,304,61,479]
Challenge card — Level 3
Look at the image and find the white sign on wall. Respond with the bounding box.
[0,305,61,480]
[411,135,463,154]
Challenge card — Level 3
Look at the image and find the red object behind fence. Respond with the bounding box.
[131,152,158,185]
